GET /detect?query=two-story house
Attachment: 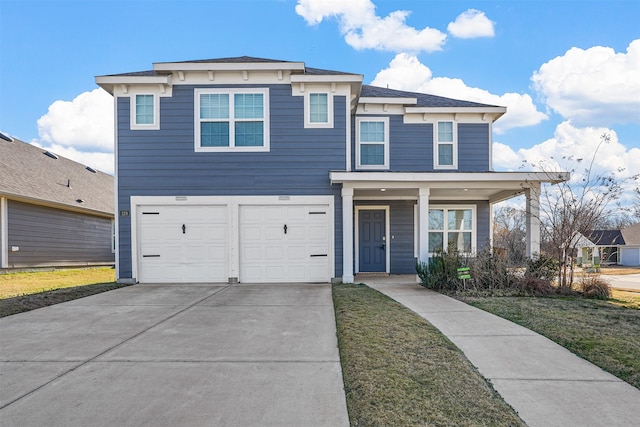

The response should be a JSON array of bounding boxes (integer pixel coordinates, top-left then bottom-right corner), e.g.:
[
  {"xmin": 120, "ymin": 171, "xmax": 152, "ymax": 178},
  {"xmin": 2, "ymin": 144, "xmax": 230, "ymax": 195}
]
[{"xmin": 96, "ymin": 56, "xmax": 568, "ymax": 284}]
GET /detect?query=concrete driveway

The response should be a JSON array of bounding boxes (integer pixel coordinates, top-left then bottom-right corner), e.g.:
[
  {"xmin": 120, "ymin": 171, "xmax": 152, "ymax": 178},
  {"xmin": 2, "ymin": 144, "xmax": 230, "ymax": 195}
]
[
  {"xmin": 0, "ymin": 283, "xmax": 349, "ymax": 426},
  {"xmin": 602, "ymin": 273, "xmax": 640, "ymax": 291}
]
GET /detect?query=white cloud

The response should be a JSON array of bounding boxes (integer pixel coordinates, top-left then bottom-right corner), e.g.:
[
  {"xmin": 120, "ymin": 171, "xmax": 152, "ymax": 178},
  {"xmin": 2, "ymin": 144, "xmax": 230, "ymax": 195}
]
[
  {"xmin": 295, "ymin": 0, "xmax": 447, "ymax": 52},
  {"xmin": 532, "ymin": 39, "xmax": 640, "ymax": 126},
  {"xmin": 35, "ymin": 88, "xmax": 114, "ymax": 174},
  {"xmin": 447, "ymin": 9, "xmax": 495, "ymax": 39},
  {"xmin": 493, "ymin": 121, "xmax": 640, "ymax": 184},
  {"xmin": 371, "ymin": 53, "xmax": 547, "ymax": 133}
]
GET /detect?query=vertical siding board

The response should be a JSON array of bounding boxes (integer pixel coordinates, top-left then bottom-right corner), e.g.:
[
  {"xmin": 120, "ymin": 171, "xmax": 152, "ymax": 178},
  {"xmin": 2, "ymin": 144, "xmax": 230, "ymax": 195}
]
[{"xmin": 6, "ymin": 201, "xmax": 114, "ymax": 268}]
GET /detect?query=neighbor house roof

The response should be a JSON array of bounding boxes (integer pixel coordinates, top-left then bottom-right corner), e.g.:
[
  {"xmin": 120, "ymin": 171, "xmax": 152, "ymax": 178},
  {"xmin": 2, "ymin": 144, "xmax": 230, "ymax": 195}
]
[
  {"xmin": 621, "ymin": 224, "xmax": 640, "ymax": 245},
  {"xmin": 0, "ymin": 134, "xmax": 114, "ymax": 217},
  {"xmin": 585, "ymin": 230, "xmax": 626, "ymax": 246}
]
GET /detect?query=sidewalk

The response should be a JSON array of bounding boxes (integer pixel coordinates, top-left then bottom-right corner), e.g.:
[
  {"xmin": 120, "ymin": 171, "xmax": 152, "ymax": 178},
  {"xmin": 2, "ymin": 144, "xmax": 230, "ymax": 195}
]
[{"xmin": 361, "ymin": 276, "xmax": 640, "ymax": 427}]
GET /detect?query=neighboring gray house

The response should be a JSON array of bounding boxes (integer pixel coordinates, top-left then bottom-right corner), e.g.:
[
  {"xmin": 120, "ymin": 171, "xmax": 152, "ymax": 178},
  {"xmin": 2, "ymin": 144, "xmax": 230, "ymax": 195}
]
[
  {"xmin": 96, "ymin": 56, "xmax": 568, "ymax": 284},
  {"xmin": 620, "ymin": 224, "xmax": 640, "ymax": 266},
  {"xmin": 0, "ymin": 134, "xmax": 115, "ymax": 269}
]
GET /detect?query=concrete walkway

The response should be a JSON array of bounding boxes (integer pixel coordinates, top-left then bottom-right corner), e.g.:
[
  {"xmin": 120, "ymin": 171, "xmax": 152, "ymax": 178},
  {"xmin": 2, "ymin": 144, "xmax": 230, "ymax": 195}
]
[
  {"xmin": 362, "ymin": 276, "xmax": 640, "ymax": 427},
  {"xmin": 602, "ymin": 273, "xmax": 640, "ymax": 291},
  {"xmin": 0, "ymin": 283, "xmax": 349, "ymax": 427}
]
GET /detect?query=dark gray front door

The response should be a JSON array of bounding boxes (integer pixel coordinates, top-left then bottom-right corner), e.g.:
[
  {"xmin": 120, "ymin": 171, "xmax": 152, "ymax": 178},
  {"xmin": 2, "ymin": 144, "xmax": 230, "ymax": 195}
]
[{"xmin": 359, "ymin": 210, "xmax": 386, "ymax": 272}]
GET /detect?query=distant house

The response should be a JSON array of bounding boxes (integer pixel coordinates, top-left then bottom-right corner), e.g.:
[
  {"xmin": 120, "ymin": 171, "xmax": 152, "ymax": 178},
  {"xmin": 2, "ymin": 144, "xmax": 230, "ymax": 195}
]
[
  {"xmin": 576, "ymin": 225, "xmax": 640, "ymax": 267},
  {"xmin": 0, "ymin": 133, "xmax": 115, "ymax": 269}
]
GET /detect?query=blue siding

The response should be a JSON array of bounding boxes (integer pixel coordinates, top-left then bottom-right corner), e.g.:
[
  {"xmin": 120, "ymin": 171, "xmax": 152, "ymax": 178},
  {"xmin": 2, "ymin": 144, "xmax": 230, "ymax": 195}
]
[
  {"xmin": 116, "ymin": 85, "xmax": 346, "ymax": 279},
  {"xmin": 458, "ymin": 123, "xmax": 490, "ymax": 172},
  {"xmin": 352, "ymin": 115, "xmax": 433, "ymax": 172}
]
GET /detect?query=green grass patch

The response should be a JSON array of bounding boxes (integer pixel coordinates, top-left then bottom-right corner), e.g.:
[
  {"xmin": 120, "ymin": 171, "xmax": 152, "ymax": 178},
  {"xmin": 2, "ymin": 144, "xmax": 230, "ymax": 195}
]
[
  {"xmin": 461, "ymin": 294, "xmax": 640, "ymax": 390},
  {"xmin": 0, "ymin": 267, "xmax": 116, "ymax": 299},
  {"xmin": 333, "ymin": 283, "xmax": 524, "ymax": 427},
  {"xmin": 0, "ymin": 268, "xmax": 129, "ymax": 317}
]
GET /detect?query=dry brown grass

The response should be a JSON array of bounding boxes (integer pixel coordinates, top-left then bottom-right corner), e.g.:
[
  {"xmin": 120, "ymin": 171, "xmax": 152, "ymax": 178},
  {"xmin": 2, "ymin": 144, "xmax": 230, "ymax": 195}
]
[{"xmin": 600, "ymin": 267, "xmax": 640, "ymax": 275}]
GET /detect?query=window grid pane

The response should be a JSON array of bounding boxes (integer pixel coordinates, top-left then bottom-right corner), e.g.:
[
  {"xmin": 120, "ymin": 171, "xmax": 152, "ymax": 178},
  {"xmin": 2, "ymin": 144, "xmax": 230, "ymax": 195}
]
[
  {"xmin": 438, "ymin": 144, "xmax": 454, "ymax": 166},
  {"xmin": 360, "ymin": 144, "xmax": 384, "ymax": 165},
  {"xmin": 201, "ymin": 122, "xmax": 229, "ymax": 147},
  {"xmin": 448, "ymin": 232, "xmax": 472, "ymax": 253},
  {"xmin": 429, "ymin": 232, "xmax": 444, "ymax": 253},
  {"xmin": 310, "ymin": 93, "xmax": 328, "ymax": 123},
  {"xmin": 200, "ymin": 94, "xmax": 229, "ymax": 119},
  {"xmin": 235, "ymin": 122, "xmax": 264, "ymax": 146},
  {"xmin": 448, "ymin": 209, "xmax": 472, "ymax": 230},
  {"xmin": 428, "ymin": 209, "xmax": 444, "ymax": 230},
  {"xmin": 235, "ymin": 93, "xmax": 263, "ymax": 119},
  {"xmin": 360, "ymin": 121, "xmax": 385, "ymax": 142},
  {"xmin": 438, "ymin": 122, "xmax": 453, "ymax": 142},
  {"xmin": 136, "ymin": 95, "xmax": 154, "ymax": 125}
]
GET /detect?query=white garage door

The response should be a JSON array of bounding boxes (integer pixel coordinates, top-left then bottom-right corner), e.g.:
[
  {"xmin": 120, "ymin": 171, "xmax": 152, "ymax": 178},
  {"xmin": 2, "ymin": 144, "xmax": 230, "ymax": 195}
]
[
  {"xmin": 138, "ymin": 205, "xmax": 228, "ymax": 283},
  {"xmin": 240, "ymin": 205, "xmax": 330, "ymax": 283}
]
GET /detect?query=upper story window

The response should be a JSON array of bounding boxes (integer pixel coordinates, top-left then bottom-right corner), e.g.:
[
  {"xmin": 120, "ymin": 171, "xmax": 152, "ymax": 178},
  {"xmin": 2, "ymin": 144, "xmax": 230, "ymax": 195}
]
[
  {"xmin": 434, "ymin": 121, "xmax": 457, "ymax": 169},
  {"xmin": 305, "ymin": 92, "xmax": 333, "ymax": 128},
  {"xmin": 428, "ymin": 206, "xmax": 475, "ymax": 255},
  {"xmin": 195, "ymin": 88, "xmax": 270, "ymax": 152},
  {"xmin": 356, "ymin": 117, "xmax": 389, "ymax": 170},
  {"xmin": 130, "ymin": 93, "xmax": 159, "ymax": 130}
]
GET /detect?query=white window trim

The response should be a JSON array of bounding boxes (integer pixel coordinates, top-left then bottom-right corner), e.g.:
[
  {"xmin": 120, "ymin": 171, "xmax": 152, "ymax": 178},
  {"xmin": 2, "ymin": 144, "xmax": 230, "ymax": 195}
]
[
  {"xmin": 194, "ymin": 87, "xmax": 270, "ymax": 152},
  {"xmin": 434, "ymin": 120, "xmax": 458, "ymax": 170},
  {"xmin": 130, "ymin": 93, "xmax": 160, "ymax": 130},
  {"xmin": 428, "ymin": 205, "xmax": 476, "ymax": 256},
  {"xmin": 355, "ymin": 117, "xmax": 389, "ymax": 170},
  {"xmin": 111, "ymin": 219, "xmax": 116, "ymax": 254},
  {"xmin": 305, "ymin": 92, "xmax": 333, "ymax": 128}
]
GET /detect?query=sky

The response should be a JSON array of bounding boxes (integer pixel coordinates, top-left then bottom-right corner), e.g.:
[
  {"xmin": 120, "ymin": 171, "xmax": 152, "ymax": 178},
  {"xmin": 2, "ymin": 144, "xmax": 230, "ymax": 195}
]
[{"xmin": 1, "ymin": 0, "xmax": 639, "ymax": 207}]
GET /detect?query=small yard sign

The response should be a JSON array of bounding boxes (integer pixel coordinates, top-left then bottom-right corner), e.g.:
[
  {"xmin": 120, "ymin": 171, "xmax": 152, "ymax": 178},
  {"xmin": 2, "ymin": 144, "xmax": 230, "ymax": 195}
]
[{"xmin": 457, "ymin": 267, "xmax": 471, "ymax": 280}]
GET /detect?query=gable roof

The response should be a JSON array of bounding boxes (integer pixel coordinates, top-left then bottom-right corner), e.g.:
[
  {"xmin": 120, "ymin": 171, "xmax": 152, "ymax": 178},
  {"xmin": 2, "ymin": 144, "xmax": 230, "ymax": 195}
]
[
  {"xmin": 585, "ymin": 230, "xmax": 626, "ymax": 246},
  {"xmin": 0, "ymin": 135, "xmax": 114, "ymax": 217}
]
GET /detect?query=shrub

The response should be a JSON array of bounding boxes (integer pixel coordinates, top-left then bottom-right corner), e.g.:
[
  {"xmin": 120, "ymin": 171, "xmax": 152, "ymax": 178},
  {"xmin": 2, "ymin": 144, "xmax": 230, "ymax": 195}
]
[
  {"xmin": 579, "ymin": 274, "xmax": 611, "ymax": 299},
  {"xmin": 470, "ymin": 247, "xmax": 517, "ymax": 291},
  {"xmin": 516, "ymin": 275, "xmax": 556, "ymax": 296},
  {"xmin": 525, "ymin": 254, "xmax": 558, "ymax": 282},
  {"xmin": 416, "ymin": 246, "xmax": 465, "ymax": 291}
]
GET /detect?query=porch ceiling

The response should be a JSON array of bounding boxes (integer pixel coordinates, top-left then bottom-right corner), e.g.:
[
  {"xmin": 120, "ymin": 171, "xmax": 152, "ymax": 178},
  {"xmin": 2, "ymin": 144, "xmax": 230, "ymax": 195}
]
[{"xmin": 331, "ymin": 171, "xmax": 570, "ymax": 203}]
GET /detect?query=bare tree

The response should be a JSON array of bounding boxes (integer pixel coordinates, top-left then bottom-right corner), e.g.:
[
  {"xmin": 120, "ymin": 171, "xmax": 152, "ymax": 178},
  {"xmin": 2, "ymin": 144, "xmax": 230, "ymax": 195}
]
[
  {"xmin": 493, "ymin": 206, "xmax": 527, "ymax": 266},
  {"xmin": 529, "ymin": 133, "xmax": 624, "ymax": 290}
]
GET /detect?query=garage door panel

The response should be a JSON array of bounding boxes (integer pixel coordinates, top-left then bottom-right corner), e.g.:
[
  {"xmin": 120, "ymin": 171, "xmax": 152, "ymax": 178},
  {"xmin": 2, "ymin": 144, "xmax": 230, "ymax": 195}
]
[
  {"xmin": 239, "ymin": 204, "xmax": 330, "ymax": 283},
  {"xmin": 138, "ymin": 205, "xmax": 228, "ymax": 283}
]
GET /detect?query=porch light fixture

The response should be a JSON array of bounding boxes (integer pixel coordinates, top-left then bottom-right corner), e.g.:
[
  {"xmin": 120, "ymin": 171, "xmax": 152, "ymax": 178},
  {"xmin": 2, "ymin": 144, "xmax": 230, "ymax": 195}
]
[{"xmin": 380, "ymin": 188, "xmax": 386, "ymax": 192}]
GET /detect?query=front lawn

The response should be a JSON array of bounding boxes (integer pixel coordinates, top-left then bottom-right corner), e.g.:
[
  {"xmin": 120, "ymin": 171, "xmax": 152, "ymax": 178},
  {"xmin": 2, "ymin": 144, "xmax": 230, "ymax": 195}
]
[
  {"xmin": 333, "ymin": 283, "xmax": 524, "ymax": 426},
  {"xmin": 461, "ymin": 291, "xmax": 640, "ymax": 389}
]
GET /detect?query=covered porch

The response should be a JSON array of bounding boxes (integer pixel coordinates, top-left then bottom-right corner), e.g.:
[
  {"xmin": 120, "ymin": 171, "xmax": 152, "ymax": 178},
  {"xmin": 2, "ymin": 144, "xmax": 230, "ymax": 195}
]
[{"xmin": 331, "ymin": 171, "xmax": 569, "ymax": 283}]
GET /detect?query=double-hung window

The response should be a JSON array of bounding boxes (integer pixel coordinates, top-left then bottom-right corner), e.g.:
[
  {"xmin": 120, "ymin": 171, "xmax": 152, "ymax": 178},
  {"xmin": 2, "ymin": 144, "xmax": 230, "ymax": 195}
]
[
  {"xmin": 305, "ymin": 92, "xmax": 333, "ymax": 128},
  {"xmin": 195, "ymin": 88, "xmax": 269, "ymax": 152},
  {"xmin": 435, "ymin": 121, "xmax": 457, "ymax": 169},
  {"xmin": 428, "ymin": 206, "xmax": 475, "ymax": 255},
  {"xmin": 356, "ymin": 117, "xmax": 389, "ymax": 169},
  {"xmin": 130, "ymin": 93, "xmax": 159, "ymax": 130}
]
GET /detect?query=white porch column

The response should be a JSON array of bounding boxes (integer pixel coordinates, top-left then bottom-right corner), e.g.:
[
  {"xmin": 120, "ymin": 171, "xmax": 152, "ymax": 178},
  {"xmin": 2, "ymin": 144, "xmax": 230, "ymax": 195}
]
[
  {"xmin": 1, "ymin": 197, "xmax": 7, "ymax": 268},
  {"xmin": 525, "ymin": 183, "xmax": 541, "ymax": 258},
  {"xmin": 417, "ymin": 187, "xmax": 430, "ymax": 264},
  {"xmin": 342, "ymin": 187, "xmax": 354, "ymax": 283}
]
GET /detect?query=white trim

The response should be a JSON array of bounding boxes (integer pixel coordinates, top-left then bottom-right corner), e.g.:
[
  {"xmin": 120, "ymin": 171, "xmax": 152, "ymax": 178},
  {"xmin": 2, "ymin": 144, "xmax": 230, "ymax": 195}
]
[
  {"xmin": 342, "ymin": 188, "xmax": 354, "ymax": 282},
  {"xmin": 414, "ymin": 204, "xmax": 418, "ymax": 258},
  {"xmin": 355, "ymin": 117, "xmax": 390, "ymax": 170},
  {"xmin": 291, "ymin": 74, "xmax": 363, "ymax": 83},
  {"xmin": 346, "ymin": 95, "xmax": 352, "ymax": 172},
  {"xmin": 354, "ymin": 205, "xmax": 390, "ymax": 274},
  {"xmin": 434, "ymin": 120, "xmax": 457, "ymax": 170},
  {"xmin": 427, "ymin": 204, "xmax": 477, "ymax": 256},
  {"xmin": 305, "ymin": 92, "xmax": 334, "ymax": 128},
  {"xmin": 1, "ymin": 197, "xmax": 7, "ymax": 268},
  {"xmin": 130, "ymin": 92, "xmax": 160, "ymax": 130},
  {"xmin": 113, "ymin": 95, "xmax": 120, "ymax": 280},
  {"xmin": 406, "ymin": 106, "xmax": 506, "ymax": 115},
  {"xmin": 194, "ymin": 87, "xmax": 270, "ymax": 152},
  {"xmin": 130, "ymin": 195, "xmax": 334, "ymax": 284},
  {"xmin": 359, "ymin": 96, "xmax": 417, "ymax": 105}
]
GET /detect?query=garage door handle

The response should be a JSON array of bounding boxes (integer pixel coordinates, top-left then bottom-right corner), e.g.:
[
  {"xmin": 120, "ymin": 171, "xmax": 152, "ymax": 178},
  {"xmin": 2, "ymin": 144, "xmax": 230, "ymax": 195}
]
[
  {"xmin": 143, "ymin": 255, "xmax": 160, "ymax": 258},
  {"xmin": 310, "ymin": 254, "xmax": 328, "ymax": 257},
  {"xmin": 182, "ymin": 224, "xmax": 186, "ymax": 234}
]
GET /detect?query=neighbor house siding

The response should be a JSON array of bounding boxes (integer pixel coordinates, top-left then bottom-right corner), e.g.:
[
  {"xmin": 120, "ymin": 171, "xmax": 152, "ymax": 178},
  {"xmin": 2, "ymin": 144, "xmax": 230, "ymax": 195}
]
[
  {"xmin": 458, "ymin": 123, "xmax": 490, "ymax": 172},
  {"xmin": 116, "ymin": 84, "xmax": 347, "ymax": 279},
  {"xmin": 6, "ymin": 201, "xmax": 114, "ymax": 268}
]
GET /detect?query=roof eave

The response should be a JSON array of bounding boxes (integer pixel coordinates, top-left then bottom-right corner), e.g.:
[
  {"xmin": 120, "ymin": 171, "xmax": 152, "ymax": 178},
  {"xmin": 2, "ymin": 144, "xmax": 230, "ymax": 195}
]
[
  {"xmin": 95, "ymin": 75, "xmax": 172, "ymax": 95},
  {"xmin": 153, "ymin": 61, "xmax": 306, "ymax": 72}
]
